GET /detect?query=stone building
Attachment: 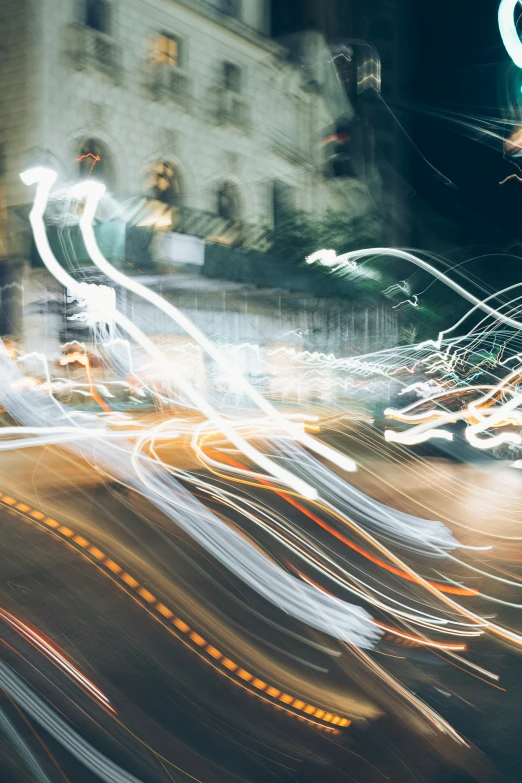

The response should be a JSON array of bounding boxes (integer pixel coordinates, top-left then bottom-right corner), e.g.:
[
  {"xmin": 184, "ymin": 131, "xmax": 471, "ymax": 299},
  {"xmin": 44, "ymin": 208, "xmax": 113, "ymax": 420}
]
[
  {"xmin": 0, "ymin": 0, "xmax": 394, "ymax": 398},
  {"xmin": 0, "ymin": 0, "xmax": 372, "ymax": 232}
]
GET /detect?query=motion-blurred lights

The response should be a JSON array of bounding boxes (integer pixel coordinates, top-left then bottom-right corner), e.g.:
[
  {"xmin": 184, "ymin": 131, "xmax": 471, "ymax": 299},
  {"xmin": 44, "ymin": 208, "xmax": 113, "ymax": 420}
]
[
  {"xmin": 305, "ymin": 249, "xmax": 358, "ymax": 271},
  {"xmin": 384, "ymin": 428, "xmax": 454, "ymax": 445},
  {"xmin": 19, "ymin": 167, "xmax": 57, "ymax": 188},
  {"xmin": 499, "ymin": 0, "xmax": 522, "ymax": 68},
  {"xmin": 68, "ymin": 282, "xmax": 116, "ymax": 328}
]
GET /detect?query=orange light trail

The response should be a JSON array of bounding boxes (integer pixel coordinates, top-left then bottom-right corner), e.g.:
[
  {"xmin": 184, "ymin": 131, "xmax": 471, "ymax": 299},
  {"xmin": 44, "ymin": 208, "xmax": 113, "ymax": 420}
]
[
  {"xmin": 59, "ymin": 351, "xmax": 111, "ymax": 412},
  {"xmin": 75, "ymin": 153, "xmax": 101, "ymax": 175},
  {"xmin": 202, "ymin": 444, "xmax": 478, "ymax": 598}
]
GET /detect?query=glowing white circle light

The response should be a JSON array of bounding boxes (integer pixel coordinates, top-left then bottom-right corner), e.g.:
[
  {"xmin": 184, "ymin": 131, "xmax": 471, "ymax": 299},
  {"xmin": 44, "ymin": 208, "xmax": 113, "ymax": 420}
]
[{"xmin": 499, "ymin": 0, "xmax": 522, "ymax": 68}]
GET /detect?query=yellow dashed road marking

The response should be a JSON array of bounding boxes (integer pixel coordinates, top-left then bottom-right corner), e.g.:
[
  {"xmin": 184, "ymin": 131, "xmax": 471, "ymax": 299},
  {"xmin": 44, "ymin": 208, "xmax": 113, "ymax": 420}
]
[
  {"xmin": 189, "ymin": 632, "xmax": 206, "ymax": 647},
  {"xmin": 138, "ymin": 588, "xmax": 156, "ymax": 604},
  {"xmin": 0, "ymin": 491, "xmax": 349, "ymax": 732},
  {"xmin": 105, "ymin": 559, "xmax": 122, "ymax": 574},
  {"xmin": 121, "ymin": 573, "xmax": 139, "ymax": 588}
]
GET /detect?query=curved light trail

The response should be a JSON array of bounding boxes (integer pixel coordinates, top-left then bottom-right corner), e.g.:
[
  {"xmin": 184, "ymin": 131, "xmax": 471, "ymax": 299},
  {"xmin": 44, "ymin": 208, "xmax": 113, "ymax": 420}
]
[
  {"xmin": 5, "ymin": 164, "xmax": 522, "ymax": 773},
  {"xmin": 499, "ymin": 0, "xmax": 522, "ymax": 68}
]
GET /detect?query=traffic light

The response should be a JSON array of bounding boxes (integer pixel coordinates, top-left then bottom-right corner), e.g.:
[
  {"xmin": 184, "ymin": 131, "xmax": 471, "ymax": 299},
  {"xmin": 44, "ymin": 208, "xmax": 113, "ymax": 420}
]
[{"xmin": 320, "ymin": 118, "xmax": 362, "ymax": 178}]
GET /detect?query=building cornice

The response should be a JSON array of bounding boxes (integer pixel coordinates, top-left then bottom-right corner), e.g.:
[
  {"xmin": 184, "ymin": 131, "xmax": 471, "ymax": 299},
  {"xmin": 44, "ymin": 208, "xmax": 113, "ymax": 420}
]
[{"xmin": 167, "ymin": 0, "xmax": 284, "ymax": 57}]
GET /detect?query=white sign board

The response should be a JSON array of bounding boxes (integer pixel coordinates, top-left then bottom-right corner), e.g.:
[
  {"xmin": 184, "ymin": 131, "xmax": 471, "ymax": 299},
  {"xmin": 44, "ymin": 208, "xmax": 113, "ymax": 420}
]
[{"xmin": 162, "ymin": 232, "xmax": 205, "ymax": 266}]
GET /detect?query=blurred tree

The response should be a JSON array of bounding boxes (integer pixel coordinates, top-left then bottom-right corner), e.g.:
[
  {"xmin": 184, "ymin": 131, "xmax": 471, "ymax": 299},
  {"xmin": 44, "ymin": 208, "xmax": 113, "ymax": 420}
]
[
  {"xmin": 266, "ymin": 207, "xmax": 387, "ymax": 298},
  {"xmin": 268, "ymin": 208, "xmax": 381, "ymax": 266},
  {"xmin": 266, "ymin": 209, "xmax": 475, "ymax": 341}
]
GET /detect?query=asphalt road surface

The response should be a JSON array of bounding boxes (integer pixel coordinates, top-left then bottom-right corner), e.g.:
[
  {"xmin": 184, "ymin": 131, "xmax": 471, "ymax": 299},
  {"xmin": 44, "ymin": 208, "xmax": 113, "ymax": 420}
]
[{"xmin": 0, "ymin": 428, "xmax": 521, "ymax": 782}]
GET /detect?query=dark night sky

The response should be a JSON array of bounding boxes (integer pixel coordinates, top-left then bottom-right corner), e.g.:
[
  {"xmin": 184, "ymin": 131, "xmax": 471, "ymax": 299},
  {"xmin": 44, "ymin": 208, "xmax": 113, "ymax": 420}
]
[
  {"xmin": 273, "ymin": 0, "xmax": 522, "ymax": 249},
  {"xmin": 411, "ymin": 0, "xmax": 522, "ymax": 247}
]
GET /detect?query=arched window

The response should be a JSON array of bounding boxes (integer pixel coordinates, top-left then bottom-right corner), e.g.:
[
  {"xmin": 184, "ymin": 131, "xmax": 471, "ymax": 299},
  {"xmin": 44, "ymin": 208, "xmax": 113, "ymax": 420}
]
[
  {"xmin": 216, "ymin": 181, "xmax": 241, "ymax": 223},
  {"xmin": 144, "ymin": 160, "xmax": 183, "ymax": 206},
  {"xmin": 77, "ymin": 138, "xmax": 113, "ymax": 187},
  {"xmin": 85, "ymin": 0, "xmax": 111, "ymax": 34}
]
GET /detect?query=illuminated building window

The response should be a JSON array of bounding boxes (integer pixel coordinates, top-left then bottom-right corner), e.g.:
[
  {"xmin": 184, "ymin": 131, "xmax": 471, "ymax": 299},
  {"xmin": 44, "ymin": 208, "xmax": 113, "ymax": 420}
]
[
  {"xmin": 139, "ymin": 160, "xmax": 184, "ymax": 230},
  {"xmin": 85, "ymin": 0, "xmax": 111, "ymax": 34},
  {"xmin": 216, "ymin": 181, "xmax": 240, "ymax": 222},
  {"xmin": 145, "ymin": 161, "xmax": 183, "ymax": 206},
  {"xmin": 223, "ymin": 62, "xmax": 241, "ymax": 93},
  {"xmin": 157, "ymin": 33, "xmax": 181, "ymax": 67},
  {"xmin": 218, "ymin": 0, "xmax": 241, "ymax": 18}
]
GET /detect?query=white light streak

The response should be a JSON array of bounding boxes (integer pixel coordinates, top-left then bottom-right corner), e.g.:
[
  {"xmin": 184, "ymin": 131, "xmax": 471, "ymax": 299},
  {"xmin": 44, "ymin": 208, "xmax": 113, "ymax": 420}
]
[
  {"xmin": 499, "ymin": 0, "xmax": 522, "ymax": 68},
  {"xmin": 73, "ymin": 178, "xmax": 357, "ymax": 475}
]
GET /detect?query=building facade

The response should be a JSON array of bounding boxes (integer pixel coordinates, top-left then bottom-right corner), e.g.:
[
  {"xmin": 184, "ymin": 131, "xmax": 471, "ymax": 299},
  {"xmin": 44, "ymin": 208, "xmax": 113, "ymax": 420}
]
[
  {"xmin": 0, "ymin": 0, "xmax": 393, "ymax": 403},
  {"xmin": 0, "ymin": 0, "xmax": 375, "ymax": 235}
]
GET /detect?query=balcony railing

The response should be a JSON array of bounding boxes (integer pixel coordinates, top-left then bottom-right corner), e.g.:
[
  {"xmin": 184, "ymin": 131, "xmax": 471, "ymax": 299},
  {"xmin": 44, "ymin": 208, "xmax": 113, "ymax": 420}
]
[
  {"xmin": 215, "ymin": 89, "xmax": 250, "ymax": 130},
  {"xmin": 133, "ymin": 201, "xmax": 268, "ymax": 252},
  {"xmin": 173, "ymin": 205, "xmax": 268, "ymax": 251},
  {"xmin": 65, "ymin": 24, "xmax": 122, "ymax": 81},
  {"xmin": 148, "ymin": 63, "xmax": 191, "ymax": 106}
]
